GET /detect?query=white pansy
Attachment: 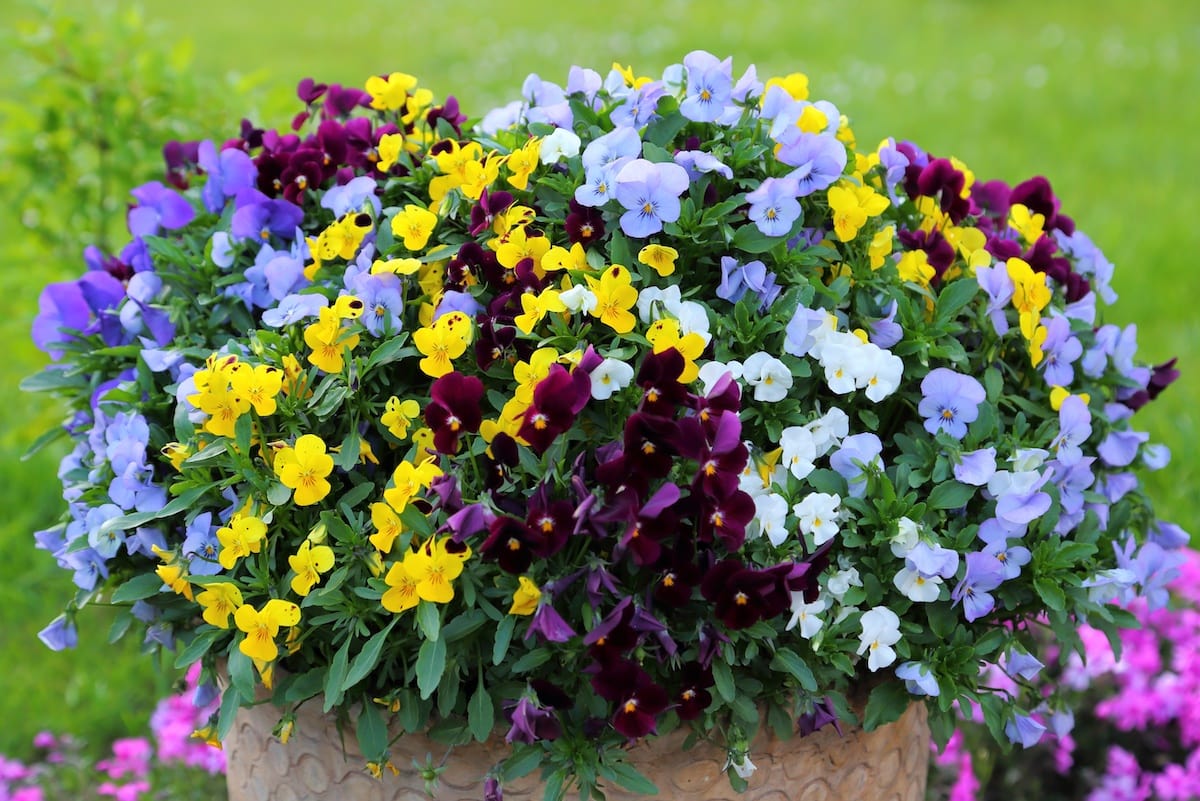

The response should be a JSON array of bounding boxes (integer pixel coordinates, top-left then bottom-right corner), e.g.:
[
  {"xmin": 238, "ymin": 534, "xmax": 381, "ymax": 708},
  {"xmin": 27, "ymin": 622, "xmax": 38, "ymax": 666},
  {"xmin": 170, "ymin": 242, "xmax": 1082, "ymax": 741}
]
[
  {"xmin": 729, "ymin": 753, "xmax": 757, "ymax": 780},
  {"xmin": 819, "ymin": 337, "xmax": 861, "ymax": 394},
  {"xmin": 861, "ymin": 345, "xmax": 904, "ymax": 402},
  {"xmin": 893, "ymin": 567, "xmax": 942, "ymax": 603},
  {"xmin": 804, "ymin": 312, "xmax": 840, "ymax": 361},
  {"xmin": 857, "ymin": 606, "xmax": 902, "ymax": 672},
  {"xmin": 742, "ymin": 352, "xmax": 793, "ymax": 403},
  {"xmin": 826, "ymin": 566, "xmax": 862, "ymax": 602},
  {"xmin": 698, "ymin": 360, "xmax": 743, "ymax": 395},
  {"xmin": 890, "ymin": 516, "xmax": 922, "ymax": 558},
  {"xmin": 793, "ymin": 492, "xmax": 842, "ymax": 545},
  {"xmin": 779, "ymin": 425, "xmax": 818, "ymax": 479},
  {"xmin": 739, "ymin": 448, "xmax": 785, "ymax": 498},
  {"xmin": 785, "ymin": 594, "xmax": 827, "ymax": 638},
  {"xmin": 636, "ymin": 285, "xmax": 683, "ymax": 323},
  {"xmin": 749, "ymin": 492, "xmax": 790, "ymax": 546},
  {"xmin": 558, "ymin": 284, "xmax": 597, "ymax": 314},
  {"xmin": 1011, "ymin": 448, "xmax": 1050, "ymax": 472},
  {"xmin": 589, "ymin": 358, "xmax": 634, "ymax": 400},
  {"xmin": 675, "ymin": 300, "xmax": 712, "ymax": 344},
  {"xmin": 805, "ymin": 407, "xmax": 849, "ymax": 456},
  {"xmin": 538, "ymin": 128, "xmax": 581, "ymax": 163}
]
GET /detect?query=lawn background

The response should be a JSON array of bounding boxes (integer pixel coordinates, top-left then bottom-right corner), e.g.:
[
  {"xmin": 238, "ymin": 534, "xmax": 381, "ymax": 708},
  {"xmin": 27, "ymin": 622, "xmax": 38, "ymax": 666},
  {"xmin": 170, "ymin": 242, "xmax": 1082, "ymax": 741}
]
[{"xmin": 0, "ymin": 0, "xmax": 1196, "ymax": 759}]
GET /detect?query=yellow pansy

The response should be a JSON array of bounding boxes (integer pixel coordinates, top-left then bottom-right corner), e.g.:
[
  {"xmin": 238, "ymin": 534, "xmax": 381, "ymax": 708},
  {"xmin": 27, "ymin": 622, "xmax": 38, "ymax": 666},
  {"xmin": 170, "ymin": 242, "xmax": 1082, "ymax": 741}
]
[
  {"xmin": 366, "ymin": 72, "xmax": 418, "ymax": 111},
  {"xmin": 868, "ymin": 225, "xmax": 895, "ymax": 270},
  {"xmin": 406, "ymin": 538, "xmax": 466, "ymax": 604},
  {"xmin": 275, "ymin": 434, "xmax": 334, "ymax": 507},
  {"xmin": 1049, "ymin": 386, "xmax": 1092, "ymax": 411},
  {"xmin": 288, "ymin": 540, "xmax": 335, "ymax": 596},
  {"xmin": 381, "ymin": 396, "xmax": 421, "ymax": 440},
  {"xmin": 390, "ymin": 204, "xmax": 438, "ymax": 251},
  {"xmin": 514, "ymin": 288, "xmax": 567, "ymax": 334},
  {"xmin": 304, "ymin": 307, "xmax": 360, "ymax": 373},
  {"xmin": 586, "ymin": 265, "xmax": 638, "ymax": 334},
  {"xmin": 508, "ymin": 576, "xmax": 541, "ymax": 616},
  {"xmin": 646, "ymin": 318, "xmax": 705, "ymax": 383},
  {"xmin": 897, "ymin": 250, "xmax": 935, "ymax": 288},
  {"xmin": 196, "ymin": 383, "xmax": 249, "ymax": 439},
  {"xmin": 827, "ymin": 182, "xmax": 890, "ymax": 242},
  {"xmin": 384, "ymin": 460, "xmax": 443, "ymax": 514},
  {"xmin": 196, "ymin": 583, "xmax": 243, "ymax": 629},
  {"xmin": 381, "ymin": 560, "xmax": 420, "ymax": 614},
  {"xmin": 513, "ymin": 348, "xmax": 560, "ymax": 404},
  {"xmin": 1009, "ymin": 203, "xmax": 1046, "ymax": 244},
  {"xmin": 234, "ymin": 599, "xmax": 301, "ymax": 663},
  {"xmin": 229, "ymin": 363, "xmax": 283, "ymax": 417},
  {"xmin": 370, "ymin": 501, "xmax": 404, "ymax": 554},
  {"xmin": 542, "ymin": 242, "xmax": 589, "ymax": 273},
  {"xmin": 638, "ymin": 244, "xmax": 678, "ymax": 277},
  {"xmin": 1007, "ymin": 257, "xmax": 1052, "ymax": 340},
  {"xmin": 764, "ymin": 72, "xmax": 809, "ymax": 101},
  {"xmin": 496, "ymin": 225, "xmax": 551, "ymax": 271},
  {"xmin": 505, "ymin": 138, "xmax": 541, "ymax": 191},
  {"xmin": 216, "ymin": 515, "xmax": 267, "ymax": 570}
]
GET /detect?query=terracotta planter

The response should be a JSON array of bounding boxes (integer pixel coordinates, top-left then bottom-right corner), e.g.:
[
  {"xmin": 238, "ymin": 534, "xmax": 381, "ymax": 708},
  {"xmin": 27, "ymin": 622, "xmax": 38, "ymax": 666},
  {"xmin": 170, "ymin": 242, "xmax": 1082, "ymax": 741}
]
[{"xmin": 224, "ymin": 699, "xmax": 929, "ymax": 801}]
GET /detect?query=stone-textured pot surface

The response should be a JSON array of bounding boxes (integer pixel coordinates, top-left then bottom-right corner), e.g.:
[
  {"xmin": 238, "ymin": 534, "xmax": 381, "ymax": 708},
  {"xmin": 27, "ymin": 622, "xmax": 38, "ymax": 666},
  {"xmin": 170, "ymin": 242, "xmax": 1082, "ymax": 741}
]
[{"xmin": 224, "ymin": 700, "xmax": 929, "ymax": 801}]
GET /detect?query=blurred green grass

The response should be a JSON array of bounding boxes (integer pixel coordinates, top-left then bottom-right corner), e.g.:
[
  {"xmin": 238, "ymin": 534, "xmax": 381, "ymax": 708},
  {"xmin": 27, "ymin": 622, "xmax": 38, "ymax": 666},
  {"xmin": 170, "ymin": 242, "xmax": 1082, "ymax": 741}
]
[{"xmin": 1, "ymin": 0, "xmax": 1196, "ymax": 759}]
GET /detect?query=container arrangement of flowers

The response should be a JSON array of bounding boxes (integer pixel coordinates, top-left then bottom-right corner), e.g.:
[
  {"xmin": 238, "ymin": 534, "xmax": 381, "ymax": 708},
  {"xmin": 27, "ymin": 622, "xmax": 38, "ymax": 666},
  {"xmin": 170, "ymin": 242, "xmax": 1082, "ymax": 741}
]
[{"xmin": 27, "ymin": 50, "xmax": 1186, "ymax": 799}]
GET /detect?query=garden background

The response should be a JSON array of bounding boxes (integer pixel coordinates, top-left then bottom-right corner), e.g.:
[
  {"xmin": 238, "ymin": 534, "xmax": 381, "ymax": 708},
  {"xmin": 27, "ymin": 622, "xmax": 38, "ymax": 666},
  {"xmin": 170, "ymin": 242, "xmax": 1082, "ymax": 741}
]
[{"xmin": 1, "ymin": 0, "xmax": 1196, "ymax": 763}]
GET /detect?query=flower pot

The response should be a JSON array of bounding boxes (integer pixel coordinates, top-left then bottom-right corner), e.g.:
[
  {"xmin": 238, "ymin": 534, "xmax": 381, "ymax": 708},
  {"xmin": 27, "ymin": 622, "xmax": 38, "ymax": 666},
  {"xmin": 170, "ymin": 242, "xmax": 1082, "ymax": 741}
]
[{"xmin": 223, "ymin": 700, "xmax": 929, "ymax": 801}]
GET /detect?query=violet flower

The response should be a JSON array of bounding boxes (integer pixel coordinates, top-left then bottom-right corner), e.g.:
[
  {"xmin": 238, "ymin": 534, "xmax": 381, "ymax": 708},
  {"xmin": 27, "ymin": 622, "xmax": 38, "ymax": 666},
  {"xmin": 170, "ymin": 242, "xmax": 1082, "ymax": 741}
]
[
  {"xmin": 745, "ymin": 176, "xmax": 802, "ymax": 237},
  {"xmin": 679, "ymin": 50, "xmax": 732, "ymax": 123},
  {"xmin": 127, "ymin": 181, "xmax": 195, "ymax": 237},
  {"xmin": 919, "ymin": 368, "xmax": 986, "ymax": 440},
  {"xmin": 1039, "ymin": 316, "xmax": 1083, "ymax": 386},
  {"xmin": 773, "ymin": 129, "xmax": 847, "ymax": 196},
  {"xmin": 952, "ymin": 552, "xmax": 1006, "ymax": 622},
  {"xmin": 613, "ymin": 159, "xmax": 690, "ymax": 238},
  {"xmin": 197, "ymin": 140, "xmax": 257, "ymax": 214}
]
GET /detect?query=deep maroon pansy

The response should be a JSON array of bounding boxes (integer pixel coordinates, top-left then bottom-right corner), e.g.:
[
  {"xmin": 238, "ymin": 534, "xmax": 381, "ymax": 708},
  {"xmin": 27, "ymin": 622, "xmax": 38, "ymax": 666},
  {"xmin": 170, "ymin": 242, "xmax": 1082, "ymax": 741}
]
[
  {"xmin": 637, "ymin": 348, "xmax": 689, "ymax": 415},
  {"xmin": 673, "ymin": 662, "xmax": 714, "ymax": 720},
  {"xmin": 425, "ymin": 371, "xmax": 485, "ymax": 453},
  {"xmin": 470, "ymin": 188, "xmax": 515, "ymax": 236},
  {"xmin": 480, "ymin": 516, "xmax": 536, "ymax": 574},
  {"xmin": 564, "ymin": 199, "xmax": 605, "ymax": 246}
]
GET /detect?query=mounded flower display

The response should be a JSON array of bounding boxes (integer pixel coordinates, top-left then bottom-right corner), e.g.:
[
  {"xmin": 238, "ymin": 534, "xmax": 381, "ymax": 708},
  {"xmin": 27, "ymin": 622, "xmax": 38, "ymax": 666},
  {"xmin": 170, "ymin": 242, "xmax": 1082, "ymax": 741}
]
[{"xmin": 27, "ymin": 51, "xmax": 1186, "ymax": 795}]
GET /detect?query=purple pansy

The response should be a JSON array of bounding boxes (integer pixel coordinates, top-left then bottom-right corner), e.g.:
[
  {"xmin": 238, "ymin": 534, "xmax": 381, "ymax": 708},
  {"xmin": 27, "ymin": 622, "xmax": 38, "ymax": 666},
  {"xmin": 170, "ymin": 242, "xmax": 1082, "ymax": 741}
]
[
  {"xmin": 262, "ymin": 293, "xmax": 328, "ymax": 328},
  {"xmin": 906, "ymin": 542, "xmax": 960, "ymax": 579},
  {"xmin": 38, "ymin": 616, "xmax": 78, "ymax": 652},
  {"xmin": 783, "ymin": 304, "xmax": 830, "ymax": 358},
  {"xmin": 230, "ymin": 189, "xmax": 304, "ymax": 241},
  {"xmin": 952, "ymin": 551, "xmax": 1006, "ymax": 622},
  {"xmin": 610, "ymin": 81, "xmax": 667, "ymax": 128},
  {"xmin": 977, "ymin": 519, "xmax": 1031, "ymax": 580},
  {"xmin": 1049, "ymin": 395, "xmax": 1092, "ymax": 466},
  {"xmin": 896, "ymin": 662, "xmax": 940, "ymax": 697},
  {"xmin": 320, "ymin": 175, "xmax": 380, "ymax": 218},
  {"xmin": 182, "ymin": 512, "xmax": 222, "ymax": 576},
  {"xmin": 830, "ymin": 433, "xmax": 883, "ymax": 498},
  {"xmin": 673, "ymin": 150, "xmax": 733, "ymax": 180},
  {"xmin": 349, "ymin": 274, "xmax": 403, "ymax": 337},
  {"xmin": 918, "ymin": 368, "xmax": 986, "ymax": 440},
  {"xmin": 773, "ymin": 129, "xmax": 847, "ymax": 196},
  {"xmin": 679, "ymin": 50, "xmax": 733, "ymax": 123},
  {"xmin": 954, "ymin": 448, "xmax": 997, "ymax": 486},
  {"xmin": 745, "ymin": 176, "xmax": 802, "ymax": 237},
  {"xmin": 118, "ymin": 272, "xmax": 175, "ymax": 346},
  {"xmin": 197, "ymin": 140, "xmax": 257, "ymax": 214},
  {"xmin": 1005, "ymin": 713, "xmax": 1047, "ymax": 749},
  {"xmin": 1039, "ymin": 316, "xmax": 1083, "ymax": 386},
  {"xmin": 127, "ymin": 181, "xmax": 195, "ymax": 238},
  {"xmin": 975, "ymin": 264, "xmax": 1014, "ymax": 335},
  {"xmin": 716, "ymin": 256, "xmax": 781, "ymax": 310},
  {"xmin": 868, "ymin": 300, "xmax": 903, "ymax": 349},
  {"xmin": 613, "ymin": 159, "xmax": 690, "ymax": 238}
]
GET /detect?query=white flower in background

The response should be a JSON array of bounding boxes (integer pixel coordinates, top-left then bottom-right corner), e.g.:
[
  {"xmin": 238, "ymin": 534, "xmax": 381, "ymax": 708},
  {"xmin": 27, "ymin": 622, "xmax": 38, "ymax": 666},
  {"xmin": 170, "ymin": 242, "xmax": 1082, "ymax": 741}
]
[
  {"xmin": 786, "ymin": 595, "xmax": 827, "ymax": 638},
  {"xmin": 826, "ymin": 566, "xmax": 862, "ymax": 602},
  {"xmin": 1012, "ymin": 447, "xmax": 1049, "ymax": 472},
  {"xmin": 804, "ymin": 312, "xmax": 839, "ymax": 361},
  {"xmin": 890, "ymin": 516, "xmax": 922, "ymax": 558},
  {"xmin": 589, "ymin": 358, "xmax": 634, "ymax": 400},
  {"xmin": 780, "ymin": 425, "xmax": 818, "ymax": 479},
  {"xmin": 728, "ymin": 753, "xmax": 757, "ymax": 780},
  {"xmin": 742, "ymin": 352, "xmax": 793, "ymax": 402},
  {"xmin": 857, "ymin": 607, "xmax": 902, "ymax": 671},
  {"xmin": 749, "ymin": 492, "xmax": 789, "ymax": 546},
  {"xmin": 675, "ymin": 300, "xmax": 712, "ymax": 344},
  {"xmin": 539, "ymin": 128, "xmax": 581, "ymax": 163},
  {"xmin": 558, "ymin": 284, "xmax": 596, "ymax": 314},
  {"xmin": 805, "ymin": 407, "xmax": 849, "ymax": 456},
  {"xmin": 860, "ymin": 344, "xmax": 904, "ymax": 402},
  {"xmin": 698, "ymin": 360, "xmax": 743, "ymax": 395},
  {"xmin": 893, "ymin": 567, "xmax": 942, "ymax": 602},
  {"xmin": 793, "ymin": 492, "xmax": 841, "ymax": 545}
]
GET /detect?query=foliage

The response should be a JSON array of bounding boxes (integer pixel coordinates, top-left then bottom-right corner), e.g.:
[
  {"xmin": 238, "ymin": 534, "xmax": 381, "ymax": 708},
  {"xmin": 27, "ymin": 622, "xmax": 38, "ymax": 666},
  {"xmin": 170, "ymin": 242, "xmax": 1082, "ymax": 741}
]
[{"xmin": 22, "ymin": 50, "xmax": 1186, "ymax": 797}]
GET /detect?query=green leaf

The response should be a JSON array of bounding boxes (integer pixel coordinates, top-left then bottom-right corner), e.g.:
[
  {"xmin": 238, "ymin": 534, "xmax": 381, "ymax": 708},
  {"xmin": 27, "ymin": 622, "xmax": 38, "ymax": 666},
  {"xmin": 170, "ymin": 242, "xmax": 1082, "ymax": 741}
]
[
  {"xmin": 356, "ymin": 702, "xmax": 388, "ymax": 764},
  {"xmin": 468, "ymin": 678, "xmax": 495, "ymax": 743},
  {"xmin": 216, "ymin": 684, "xmax": 244, "ymax": 741},
  {"xmin": 234, "ymin": 410, "xmax": 252, "ymax": 456},
  {"xmin": 182, "ymin": 440, "xmax": 228, "ymax": 465},
  {"xmin": 332, "ymin": 430, "xmax": 361, "ymax": 471},
  {"xmin": 323, "ymin": 638, "xmax": 352, "ymax": 712},
  {"xmin": 643, "ymin": 111, "xmax": 688, "ymax": 149},
  {"xmin": 227, "ymin": 648, "xmax": 255, "ymax": 701},
  {"xmin": 711, "ymin": 659, "xmax": 735, "ymax": 704},
  {"xmin": 926, "ymin": 603, "xmax": 958, "ymax": 640},
  {"xmin": 266, "ymin": 481, "xmax": 292, "ymax": 506},
  {"xmin": 926, "ymin": 480, "xmax": 975, "ymax": 510},
  {"xmin": 416, "ymin": 601, "xmax": 441, "ymax": 642},
  {"xmin": 174, "ymin": 628, "xmax": 222, "ymax": 669},
  {"xmin": 605, "ymin": 761, "xmax": 659, "ymax": 795},
  {"xmin": 500, "ymin": 744, "xmax": 544, "ymax": 781},
  {"xmin": 21, "ymin": 424, "xmax": 68, "ymax": 461},
  {"xmin": 769, "ymin": 648, "xmax": 818, "ymax": 692},
  {"xmin": 934, "ymin": 278, "xmax": 980, "ymax": 323},
  {"xmin": 110, "ymin": 572, "xmax": 168, "ymax": 603},
  {"xmin": 415, "ymin": 636, "xmax": 447, "ymax": 700},
  {"xmin": 19, "ymin": 368, "xmax": 88, "ymax": 393},
  {"xmin": 338, "ymin": 480, "xmax": 375, "ymax": 513},
  {"xmin": 492, "ymin": 615, "xmax": 516, "ymax": 666},
  {"xmin": 510, "ymin": 649, "xmax": 552, "ymax": 674},
  {"xmin": 341, "ymin": 618, "xmax": 398, "ymax": 693},
  {"xmin": 608, "ymin": 231, "xmax": 633, "ymax": 268},
  {"xmin": 443, "ymin": 609, "xmax": 488, "ymax": 643},
  {"xmin": 1034, "ymin": 578, "xmax": 1067, "ymax": 612},
  {"xmin": 863, "ymin": 680, "xmax": 911, "ymax": 730}
]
